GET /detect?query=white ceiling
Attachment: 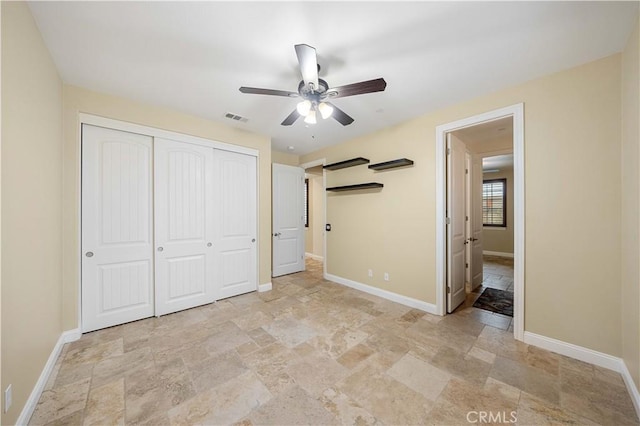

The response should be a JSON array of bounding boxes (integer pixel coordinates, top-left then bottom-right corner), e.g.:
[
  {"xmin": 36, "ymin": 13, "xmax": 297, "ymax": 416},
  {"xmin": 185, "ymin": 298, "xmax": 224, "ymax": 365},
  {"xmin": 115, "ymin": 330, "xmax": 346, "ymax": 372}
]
[
  {"xmin": 483, "ymin": 154, "xmax": 514, "ymax": 171},
  {"xmin": 454, "ymin": 117, "xmax": 513, "ymax": 145},
  {"xmin": 28, "ymin": 1, "xmax": 638, "ymax": 155}
]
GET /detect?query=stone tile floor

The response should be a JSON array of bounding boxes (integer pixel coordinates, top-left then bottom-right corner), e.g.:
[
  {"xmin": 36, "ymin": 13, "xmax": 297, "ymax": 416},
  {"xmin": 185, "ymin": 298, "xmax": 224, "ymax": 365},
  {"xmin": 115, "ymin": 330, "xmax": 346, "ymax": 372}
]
[
  {"xmin": 457, "ymin": 255, "xmax": 515, "ymax": 331},
  {"xmin": 30, "ymin": 258, "xmax": 638, "ymax": 425}
]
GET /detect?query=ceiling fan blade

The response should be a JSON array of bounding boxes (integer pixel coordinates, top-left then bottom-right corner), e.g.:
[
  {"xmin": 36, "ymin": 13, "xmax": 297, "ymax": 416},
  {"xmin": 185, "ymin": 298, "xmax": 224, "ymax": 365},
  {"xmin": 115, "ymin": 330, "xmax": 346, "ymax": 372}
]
[
  {"xmin": 327, "ymin": 78, "xmax": 387, "ymax": 99},
  {"xmin": 295, "ymin": 44, "xmax": 319, "ymax": 90},
  {"xmin": 239, "ymin": 87, "xmax": 298, "ymax": 97},
  {"xmin": 281, "ymin": 109, "xmax": 300, "ymax": 126},
  {"xmin": 326, "ymin": 102, "xmax": 354, "ymax": 126}
]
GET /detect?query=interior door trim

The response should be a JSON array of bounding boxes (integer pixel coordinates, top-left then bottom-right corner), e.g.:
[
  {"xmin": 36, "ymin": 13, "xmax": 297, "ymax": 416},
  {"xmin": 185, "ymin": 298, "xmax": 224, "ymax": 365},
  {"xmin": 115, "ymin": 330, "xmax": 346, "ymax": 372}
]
[{"xmin": 435, "ymin": 103, "xmax": 525, "ymax": 341}]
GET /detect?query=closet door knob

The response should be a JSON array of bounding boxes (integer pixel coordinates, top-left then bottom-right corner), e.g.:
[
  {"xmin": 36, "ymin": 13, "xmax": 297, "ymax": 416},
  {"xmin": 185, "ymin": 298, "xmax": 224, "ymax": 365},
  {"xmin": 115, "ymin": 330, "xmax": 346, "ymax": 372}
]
[
  {"xmin": 207, "ymin": 242, "xmax": 212, "ymax": 247},
  {"xmin": 251, "ymin": 238, "xmax": 256, "ymax": 243},
  {"xmin": 85, "ymin": 251, "xmax": 94, "ymax": 258},
  {"xmin": 157, "ymin": 247, "xmax": 164, "ymax": 252}
]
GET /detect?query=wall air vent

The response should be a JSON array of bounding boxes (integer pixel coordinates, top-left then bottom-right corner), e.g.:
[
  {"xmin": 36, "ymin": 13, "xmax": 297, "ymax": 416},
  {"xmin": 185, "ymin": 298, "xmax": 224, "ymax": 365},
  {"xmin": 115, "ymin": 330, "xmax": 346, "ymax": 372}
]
[{"xmin": 224, "ymin": 112, "xmax": 248, "ymax": 123}]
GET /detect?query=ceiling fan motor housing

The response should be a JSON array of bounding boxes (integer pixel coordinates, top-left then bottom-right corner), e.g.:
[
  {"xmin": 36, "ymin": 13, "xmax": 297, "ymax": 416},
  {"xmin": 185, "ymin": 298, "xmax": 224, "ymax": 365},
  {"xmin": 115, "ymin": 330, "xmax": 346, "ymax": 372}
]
[{"xmin": 298, "ymin": 78, "xmax": 332, "ymax": 104}]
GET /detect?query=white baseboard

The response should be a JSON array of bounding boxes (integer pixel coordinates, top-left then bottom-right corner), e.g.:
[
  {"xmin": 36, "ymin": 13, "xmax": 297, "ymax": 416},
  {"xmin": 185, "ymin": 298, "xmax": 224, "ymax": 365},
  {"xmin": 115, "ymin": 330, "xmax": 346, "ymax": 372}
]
[
  {"xmin": 257, "ymin": 282, "xmax": 272, "ymax": 292},
  {"xmin": 305, "ymin": 252, "xmax": 324, "ymax": 262},
  {"xmin": 621, "ymin": 360, "xmax": 640, "ymax": 420},
  {"xmin": 524, "ymin": 331, "xmax": 640, "ymax": 420},
  {"xmin": 483, "ymin": 250, "xmax": 514, "ymax": 258},
  {"xmin": 324, "ymin": 273, "xmax": 438, "ymax": 315},
  {"xmin": 17, "ymin": 328, "xmax": 81, "ymax": 425},
  {"xmin": 523, "ymin": 331, "xmax": 621, "ymax": 371}
]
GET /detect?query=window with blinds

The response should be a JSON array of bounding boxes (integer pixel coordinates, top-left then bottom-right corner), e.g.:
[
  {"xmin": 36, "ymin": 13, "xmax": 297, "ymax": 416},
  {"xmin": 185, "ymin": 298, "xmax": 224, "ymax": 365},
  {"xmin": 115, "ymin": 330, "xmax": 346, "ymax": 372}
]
[
  {"xmin": 483, "ymin": 178, "xmax": 506, "ymax": 227},
  {"xmin": 304, "ymin": 178, "xmax": 309, "ymax": 227}
]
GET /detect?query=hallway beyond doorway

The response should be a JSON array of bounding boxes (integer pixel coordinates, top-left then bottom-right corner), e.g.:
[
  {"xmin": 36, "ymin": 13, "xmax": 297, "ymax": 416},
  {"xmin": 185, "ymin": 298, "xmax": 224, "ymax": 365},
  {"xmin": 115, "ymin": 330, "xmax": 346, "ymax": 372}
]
[{"xmin": 453, "ymin": 255, "xmax": 514, "ymax": 332}]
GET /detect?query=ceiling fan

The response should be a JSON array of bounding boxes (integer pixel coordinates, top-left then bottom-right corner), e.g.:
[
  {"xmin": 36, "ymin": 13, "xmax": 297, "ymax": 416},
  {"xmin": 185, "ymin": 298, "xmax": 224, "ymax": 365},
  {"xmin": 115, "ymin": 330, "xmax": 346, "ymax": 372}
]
[{"xmin": 239, "ymin": 44, "xmax": 387, "ymax": 126}]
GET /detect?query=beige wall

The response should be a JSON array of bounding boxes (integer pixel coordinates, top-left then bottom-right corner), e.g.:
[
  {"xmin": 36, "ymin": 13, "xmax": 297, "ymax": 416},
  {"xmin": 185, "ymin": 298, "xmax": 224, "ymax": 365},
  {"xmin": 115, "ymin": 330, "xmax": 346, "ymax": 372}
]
[
  {"xmin": 311, "ymin": 176, "xmax": 324, "ymax": 258},
  {"xmin": 62, "ymin": 86, "xmax": 272, "ymax": 330},
  {"xmin": 482, "ymin": 167, "xmax": 514, "ymax": 254},
  {"xmin": 622, "ymin": 15, "xmax": 640, "ymax": 389},
  {"xmin": 272, "ymin": 150, "xmax": 299, "ymax": 166},
  {"xmin": 302, "ymin": 54, "xmax": 623, "ymax": 356},
  {"xmin": 1, "ymin": 3, "xmax": 64, "ymax": 424}
]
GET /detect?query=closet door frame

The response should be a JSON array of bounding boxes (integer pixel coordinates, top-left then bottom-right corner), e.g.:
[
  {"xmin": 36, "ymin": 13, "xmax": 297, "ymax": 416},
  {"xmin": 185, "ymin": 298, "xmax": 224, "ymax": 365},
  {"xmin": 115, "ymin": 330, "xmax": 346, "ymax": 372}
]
[{"xmin": 78, "ymin": 114, "xmax": 260, "ymax": 332}]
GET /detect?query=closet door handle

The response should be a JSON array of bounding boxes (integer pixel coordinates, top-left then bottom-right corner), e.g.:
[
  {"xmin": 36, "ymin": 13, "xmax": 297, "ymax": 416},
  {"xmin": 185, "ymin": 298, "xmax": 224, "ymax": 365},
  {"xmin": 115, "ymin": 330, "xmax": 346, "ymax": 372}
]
[
  {"xmin": 85, "ymin": 251, "xmax": 94, "ymax": 258},
  {"xmin": 157, "ymin": 247, "xmax": 164, "ymax": 252},
  {"xmin": 207, "ymin": 242, "xmax": 212, "ymax": 247}
]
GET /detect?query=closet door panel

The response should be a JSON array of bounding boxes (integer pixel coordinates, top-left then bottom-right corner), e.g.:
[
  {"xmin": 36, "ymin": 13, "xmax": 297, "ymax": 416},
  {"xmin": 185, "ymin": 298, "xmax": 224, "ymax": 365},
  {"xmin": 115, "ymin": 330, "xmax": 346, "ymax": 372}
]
[
  {"xmin": 81, "ymin": 125, "xmax": 154, "ymax": 332},
  {"xmin": 214, "ymin": 150, "xmax": 257, "ymax": 299},
  {"xmin": 155, "ymin": 138, "xmax": 215, "ymax": 315}
]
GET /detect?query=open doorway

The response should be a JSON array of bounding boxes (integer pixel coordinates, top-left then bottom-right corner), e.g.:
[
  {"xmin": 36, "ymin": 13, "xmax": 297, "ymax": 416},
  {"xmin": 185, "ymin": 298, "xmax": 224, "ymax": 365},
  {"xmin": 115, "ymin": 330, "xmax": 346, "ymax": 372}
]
[
  {"xmin": 436, "ymin": 104, "xmax": 524, "ymax": 340},
  {"xmin": 300, "ymin": 159, "xmax": 327, "ymax": 275},
  {"xmin": 476, "ymin": 153, "xmax": 515, "ymax": 324},
  {"xmin": 453, "ymin": 119, "xmax": 514, "ymax": 325},
  {"xmin": 304, "ymin": 166, "xmax": 324, "ymax": 261}
]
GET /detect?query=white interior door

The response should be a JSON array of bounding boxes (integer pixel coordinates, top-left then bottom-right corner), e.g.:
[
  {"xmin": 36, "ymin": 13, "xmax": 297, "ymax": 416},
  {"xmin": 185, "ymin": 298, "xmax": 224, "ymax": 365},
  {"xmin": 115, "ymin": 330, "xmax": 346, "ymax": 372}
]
[
  {"xmin": 81, "ymin": 125, "xmax": 154, "ymax": 332},
  {"xmin": 154, "ymin": 138, "xmax": 215, "ymax": 316},
  {"xmin": 447, "ymin": 134, "xmax": 467, "ymax": 313},
  {"xmin": 214, "ymin": 149, "xmax": 258, "ymax": 299},
  {"xmin": 272, "ymin": 163, "xmax": 305, "ymax": 277},
  {"xmin": 471, "ymin": 154, "xmax": 484, "ymax": 289}
]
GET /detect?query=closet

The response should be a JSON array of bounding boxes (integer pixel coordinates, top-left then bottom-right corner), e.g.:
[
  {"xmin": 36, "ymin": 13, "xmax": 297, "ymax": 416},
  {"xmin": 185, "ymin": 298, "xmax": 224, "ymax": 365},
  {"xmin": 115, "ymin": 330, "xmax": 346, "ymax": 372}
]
[{"xmin": 81, "ymin": 124, "xmax": 257, "ymax": 332}]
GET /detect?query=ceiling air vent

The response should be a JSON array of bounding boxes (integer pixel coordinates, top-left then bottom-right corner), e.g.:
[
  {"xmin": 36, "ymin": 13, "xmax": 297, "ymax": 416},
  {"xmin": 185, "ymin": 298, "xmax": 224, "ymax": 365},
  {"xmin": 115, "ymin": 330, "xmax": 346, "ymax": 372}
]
[{"xmin": 224, "ymin": 112, "xmax": 248, "ymax": 123}]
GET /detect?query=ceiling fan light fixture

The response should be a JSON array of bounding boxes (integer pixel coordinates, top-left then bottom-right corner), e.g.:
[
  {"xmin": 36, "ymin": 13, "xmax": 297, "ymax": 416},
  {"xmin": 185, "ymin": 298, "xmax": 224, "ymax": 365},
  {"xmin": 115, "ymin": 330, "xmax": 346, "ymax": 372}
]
[
  {"xmin": 296, "ymin": 100, "xmax": 312, "ymax": 116},
  {"xmin": 240, "ymin": 44, "xmax": 386, "ymax": 127},
  {"xmin": 304, "ymin": 109, "xmax": 317, "ymax": 124},
  {"xmin": 318, "ymin": 102, "xmax": 334, "ymax": 119}
]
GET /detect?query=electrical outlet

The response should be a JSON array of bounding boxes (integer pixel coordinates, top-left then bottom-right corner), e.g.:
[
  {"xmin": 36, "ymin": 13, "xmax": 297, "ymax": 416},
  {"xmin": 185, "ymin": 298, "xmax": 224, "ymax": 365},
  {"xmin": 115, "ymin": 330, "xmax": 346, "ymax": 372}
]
[
  {"xmin": 384, "ymin": 273, "xmax": 389, "ymax": 281},
  {"xmin": 368, "ymin": 269, "xmax": 373, "ymax": 278},
  {"xmin": 5, "ymin": 384, "xmax": 12, "ymax": 413}
]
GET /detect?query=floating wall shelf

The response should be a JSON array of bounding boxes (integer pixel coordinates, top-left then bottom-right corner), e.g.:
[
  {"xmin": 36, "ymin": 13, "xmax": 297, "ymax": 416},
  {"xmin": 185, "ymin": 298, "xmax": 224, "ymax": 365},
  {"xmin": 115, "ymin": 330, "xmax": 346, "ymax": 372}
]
[
  {"xmin": 368, "ymin": 158, "xmax": 414, "ymax": 170},
  {"xmin": 323, "ymin": 157, "xmax": 370, "ymax": 170},
  {"xmin": 326, "ymin": 183, "xmax": 384, "ymax": 192}
]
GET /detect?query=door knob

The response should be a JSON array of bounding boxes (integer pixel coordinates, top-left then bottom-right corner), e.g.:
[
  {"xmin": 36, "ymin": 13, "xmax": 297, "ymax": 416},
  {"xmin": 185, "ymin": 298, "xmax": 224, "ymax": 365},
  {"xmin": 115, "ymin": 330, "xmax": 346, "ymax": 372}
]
[
  {"xmin": 273, "ymin": 232, "xmax": 281, "ymax": 237},
  {"xmin": 207, "ymin": 242, "xmax": 212, "ymax": 247},
  {"xmin": 157, "ymin": 247, "xmax": 164, "ymax": 252},
  {"xmin": 85, "ymin": 251, "xmax": 94, "ymax": 258},
  {"xmin": 251, "ymin": 238, "xmax": 256, "ymax": 243}
]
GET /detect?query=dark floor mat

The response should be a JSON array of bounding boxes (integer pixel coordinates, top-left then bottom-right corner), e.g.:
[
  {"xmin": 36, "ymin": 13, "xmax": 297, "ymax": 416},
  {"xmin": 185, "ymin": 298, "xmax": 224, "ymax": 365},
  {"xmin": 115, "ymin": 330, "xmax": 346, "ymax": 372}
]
[{"xmin": 473, "ymin": 287, "xmax": 513, "ymax": 317}]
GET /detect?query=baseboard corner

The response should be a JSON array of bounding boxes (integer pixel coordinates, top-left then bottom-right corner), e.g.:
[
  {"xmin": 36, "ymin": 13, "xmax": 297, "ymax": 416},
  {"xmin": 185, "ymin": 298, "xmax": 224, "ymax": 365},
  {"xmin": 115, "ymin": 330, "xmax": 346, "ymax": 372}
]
[
  {"xmin": 324, "ymin": 273, "xmax": 439, "ymax": 315},
  {"xmin": 62, "ymin": 328, "xmax": 81, "ymax": 343},
  {"xmin": 482, "ymin": 250, "xmax": 514, "ymax": 258},
  {"xmin": 16, "ymin": 328, "xmax": 78, "ymax": 425},
  {"xmin": 258, "ymin": 282, "xmax": 272, "ymax": 292},
  {"xmin": 620, "ymin": 360, "xmax": 640, "ymax": 420},
  {"xmin": 305, "ymin": 252, "xmax": 324, "ymax": 262}
]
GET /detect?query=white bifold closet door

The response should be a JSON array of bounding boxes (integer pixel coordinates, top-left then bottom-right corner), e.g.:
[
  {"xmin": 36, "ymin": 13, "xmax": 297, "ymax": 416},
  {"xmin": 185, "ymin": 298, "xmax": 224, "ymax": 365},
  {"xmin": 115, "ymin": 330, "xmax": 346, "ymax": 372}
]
[
  {"xmin": 154, "ymin": 138, "xmax": 216, "ymax": 316},
  {"xmin": 214, "ymin": 149, "xmax": 257, "ymax": 299},
  {"xmin": 82, "ymin": 125, "xmax": 258, "ymax": 332},
  {"xmin": 82, "ymin": 125, "xmax": 155, "ymax": 332}
]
